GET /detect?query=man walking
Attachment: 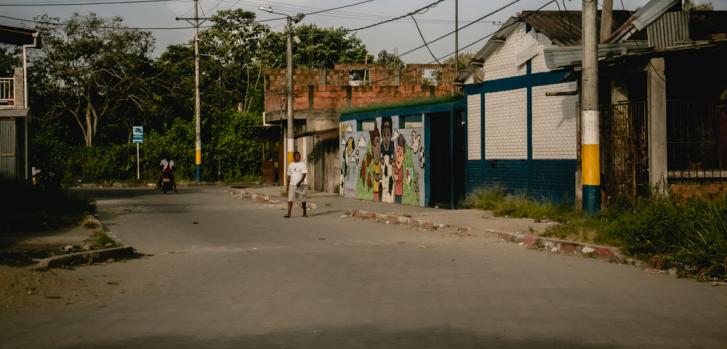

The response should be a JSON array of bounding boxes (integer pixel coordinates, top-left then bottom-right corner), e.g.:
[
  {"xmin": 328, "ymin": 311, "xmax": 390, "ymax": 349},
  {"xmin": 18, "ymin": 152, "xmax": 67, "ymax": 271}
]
[{"xmin": 285, "ymin": 151, "xmax": 308, "ymax": 218}]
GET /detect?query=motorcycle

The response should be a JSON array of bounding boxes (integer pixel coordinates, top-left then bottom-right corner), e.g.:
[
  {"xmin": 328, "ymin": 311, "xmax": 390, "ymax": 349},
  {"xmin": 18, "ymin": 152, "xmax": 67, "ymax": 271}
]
[{"xmin": 161, "ymin": 173, "xmax": 173, "ymax": 194}]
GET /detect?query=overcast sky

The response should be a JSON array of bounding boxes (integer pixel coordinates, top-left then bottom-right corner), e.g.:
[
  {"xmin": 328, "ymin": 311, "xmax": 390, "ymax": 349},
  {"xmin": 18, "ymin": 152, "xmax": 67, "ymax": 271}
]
[{"xmin": 1, "ymin": 0, "xmax": 724, "ymax": 63}]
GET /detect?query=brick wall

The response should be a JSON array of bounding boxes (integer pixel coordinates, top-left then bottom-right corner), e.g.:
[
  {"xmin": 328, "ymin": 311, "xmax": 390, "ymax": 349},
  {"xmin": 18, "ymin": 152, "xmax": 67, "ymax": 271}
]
[
  {"xmin": 265, "ymin": 64, "xmax": 454, "ymax": 113},
  {"xmin": 264, "ymin": 64, "xmax": 456, "ymax": 116}
]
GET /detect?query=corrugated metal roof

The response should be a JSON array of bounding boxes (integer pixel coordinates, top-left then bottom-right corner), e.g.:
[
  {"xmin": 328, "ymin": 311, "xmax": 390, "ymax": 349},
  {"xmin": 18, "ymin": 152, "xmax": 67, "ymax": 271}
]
[
  {"xmin": 519, "ymin": 10, "xmax": 637, "ymax": 46},
  {"xmin": 605, "ymin": 0, "xmax": 680, "ymax": 43},
  {"xmin": 648, "ymin": 11, "xmax": 689, "ymax": 48},
  {"xmin": 0, "ymin": 24, "xmax": 39, "ymax": 47}
]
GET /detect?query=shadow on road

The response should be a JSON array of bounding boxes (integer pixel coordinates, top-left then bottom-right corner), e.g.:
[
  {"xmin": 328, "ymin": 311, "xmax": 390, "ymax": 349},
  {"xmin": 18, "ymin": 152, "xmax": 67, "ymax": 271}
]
[
  {"xmin": 55, "ymin": 325, "xmax": 620, "ymax": 349},
  {"xmin": 71, "ymin": 188, "xmax": 199, "ymax": 201}
]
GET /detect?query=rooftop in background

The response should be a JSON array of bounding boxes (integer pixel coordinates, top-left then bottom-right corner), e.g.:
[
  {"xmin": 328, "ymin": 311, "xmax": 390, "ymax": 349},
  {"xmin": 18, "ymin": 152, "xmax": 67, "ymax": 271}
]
[{"xmin": 0, "ymin": 24, "xmax": 39, "ymax": 47}]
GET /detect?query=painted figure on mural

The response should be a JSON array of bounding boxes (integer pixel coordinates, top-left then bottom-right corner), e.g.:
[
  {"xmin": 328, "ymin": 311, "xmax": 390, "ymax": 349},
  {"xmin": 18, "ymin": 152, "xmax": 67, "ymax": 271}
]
[
  {"xmin": 342, "ymin": 136, "xmax": 355, "ymax": 181},
  {"xmin": 370, "ymin": 125, "xmax": 382, "ymax": 202},
  {"xmin": 380, "ymin": 117, "xmax": 396, "ymax": 203},
  {"xmin": 380, "ymin": 117, "xmax": 395, "ymax": 159},
  {"xmin": 393, "ymin": 134, "xmax": 406, "ymax": 204}
]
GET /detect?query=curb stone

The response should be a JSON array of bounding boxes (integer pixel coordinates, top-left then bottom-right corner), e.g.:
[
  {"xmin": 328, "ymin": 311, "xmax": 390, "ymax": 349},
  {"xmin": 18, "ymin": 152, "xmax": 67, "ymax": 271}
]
[
  {"xmin": 229, "ymin": 187, "xmax": 625, "ymax": 264},
  {"xmin": 29, "ymin": 215, "xmax": 139, "ymax": 270},
  {"xmin": 228, "ymin": 188, "xmax": 318, "ymax": 210}
]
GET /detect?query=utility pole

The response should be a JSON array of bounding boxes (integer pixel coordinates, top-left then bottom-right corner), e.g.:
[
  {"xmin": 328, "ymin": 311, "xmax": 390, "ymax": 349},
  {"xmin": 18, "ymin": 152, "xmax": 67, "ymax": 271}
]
[
  {"xmin": 600, "ymin": 0, "xmax": 614, "ymax": 43},
  {"xmin": 259, "ymin": 7, "xmax": 304, "ymax": 187},
  {"xmin": 454, "ymin": 0, "xmax": 459, "ymax": 77},
  {"xmin": 582, "ymin": 0, "xmax": 600, "ymax": 213},
  {"xmin": 176, "ymin": 0, "xmax": 208, "ymax": 183},
  {"xmin": 285, "ymin": 15, "xmax": 294, "ymax": 185}
]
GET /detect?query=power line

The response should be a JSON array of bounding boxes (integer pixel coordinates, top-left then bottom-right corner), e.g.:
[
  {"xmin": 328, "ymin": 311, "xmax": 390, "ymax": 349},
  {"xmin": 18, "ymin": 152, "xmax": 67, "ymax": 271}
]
[
  {"xmin": 346, "ymin": 0, "xmax": 447, "ymax": 32},
  {"xmin": 364, "ymin": 0, "xmax": 557, "ymax": 86},
  {"xmin": 396, "ymin": 0, "xmax": 521, "ymax": 59},
  {"xmin": 305, "ymin": 0, "xmax": 376, "ymax": 15},
  {"xmin": 0, "ymin": 0, "xmax": 183, "ymax": 6},
  {"xmin": 0, "ymin": 14, "xmax": 206, "ymax": 30},
  {"xmin": 410, "ymin": 15, "xmax": 441, "ymax": 64}
]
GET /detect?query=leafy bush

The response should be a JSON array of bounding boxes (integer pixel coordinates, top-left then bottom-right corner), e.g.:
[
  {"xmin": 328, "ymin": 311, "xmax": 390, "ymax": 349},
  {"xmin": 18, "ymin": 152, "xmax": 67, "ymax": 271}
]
[
  {"xmin": 30, "ymin": 111, "xmax": 266, "ymax": 183},
  {"xmin": 0, "ymin": 178, "xmax": 94, "ymax": 233},
  {"xmin": 468, "ymin": 185, "xmax": 727, "ymax": 280}
]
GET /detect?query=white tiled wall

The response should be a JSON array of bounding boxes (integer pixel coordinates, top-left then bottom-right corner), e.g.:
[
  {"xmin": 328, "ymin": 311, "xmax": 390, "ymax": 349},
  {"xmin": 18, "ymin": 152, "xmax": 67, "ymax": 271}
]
[
  {"xmin": 532, "ymin": 82, "xmax": 578, "ymax": 160},
  {"xmin": 485, "ymin": 88, "xmax": 527, "ymax": 159},
  {"xmin": 530, "ymin": 31, "xmax": 557, "ymax": 73},
  {"xmin": 466, "ymin": 94, "xmax": 482, "ymax": 160},
  {"xmin": 483, "ymin": 23, "xmax": 527, "ymax": 81}
]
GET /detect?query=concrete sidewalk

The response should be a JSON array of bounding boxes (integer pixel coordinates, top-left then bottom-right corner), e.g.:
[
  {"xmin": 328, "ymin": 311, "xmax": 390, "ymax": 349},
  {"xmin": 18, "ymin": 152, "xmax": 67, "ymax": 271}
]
[
  {"xmin": 238, "ymin": 186, "xmax": 555, "ymax": 234},
  {"xmin": 228, "ymin": 186, "xmax": 623, "ymax": 262}
]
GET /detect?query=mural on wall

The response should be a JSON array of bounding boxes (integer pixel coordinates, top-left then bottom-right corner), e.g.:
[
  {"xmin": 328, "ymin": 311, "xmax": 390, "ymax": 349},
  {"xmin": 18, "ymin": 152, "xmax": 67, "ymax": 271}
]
[{"xmin": 339, "ymin": 116, "xmax": 425, "ymax": 206}]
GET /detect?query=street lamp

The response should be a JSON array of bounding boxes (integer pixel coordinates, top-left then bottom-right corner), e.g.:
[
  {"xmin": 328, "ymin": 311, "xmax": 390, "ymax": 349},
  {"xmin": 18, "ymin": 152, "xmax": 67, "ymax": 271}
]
[{"xmin": 258, "ymin": 6, "xmax": 304, "ymax": 188}]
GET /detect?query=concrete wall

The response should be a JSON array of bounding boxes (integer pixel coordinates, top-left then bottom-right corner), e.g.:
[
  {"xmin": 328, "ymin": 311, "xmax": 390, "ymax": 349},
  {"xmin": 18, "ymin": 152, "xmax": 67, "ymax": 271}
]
[{"xmin": 464, "ymin": 25, "xmax": 578, "ymax": 203}]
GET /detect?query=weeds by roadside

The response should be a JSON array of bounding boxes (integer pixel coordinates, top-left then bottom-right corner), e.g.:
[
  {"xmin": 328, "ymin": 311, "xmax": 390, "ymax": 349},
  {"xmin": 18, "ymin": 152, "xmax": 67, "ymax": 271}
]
[
  {"xmin": 0, "ymin": 178, "xmax": 94, "ymax": 234},
  {"xmin": 465, "ymin": 186, "xmax": 727, "ymax": 280}
]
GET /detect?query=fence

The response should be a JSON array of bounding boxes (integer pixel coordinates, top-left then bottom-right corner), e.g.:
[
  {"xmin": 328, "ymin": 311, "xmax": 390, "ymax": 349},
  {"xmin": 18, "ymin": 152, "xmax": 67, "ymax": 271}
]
[
  {"xmin": 0, "ymin": 78, "xmax": 14, "ymax": 108},
  {"xmin": 667, "ymin": 99, "xmax": 727, "ymax": 181},
  {"xmin": 599, "ymin": 101, "xmax": 650, "ymax": 200}
]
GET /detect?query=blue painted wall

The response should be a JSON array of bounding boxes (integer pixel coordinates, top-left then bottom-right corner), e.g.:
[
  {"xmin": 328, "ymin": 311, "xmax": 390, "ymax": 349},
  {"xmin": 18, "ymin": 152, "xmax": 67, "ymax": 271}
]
[{"xmin": 464, "ymin": 69, "xmax": 576, "ymax": 204}]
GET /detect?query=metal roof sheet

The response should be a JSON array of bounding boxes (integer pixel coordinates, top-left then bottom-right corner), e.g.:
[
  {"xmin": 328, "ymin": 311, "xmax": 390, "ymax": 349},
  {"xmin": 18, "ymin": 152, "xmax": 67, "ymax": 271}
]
[{"xmin": 0, "ymin": 24, "xmax": 39, "ymax": 47}]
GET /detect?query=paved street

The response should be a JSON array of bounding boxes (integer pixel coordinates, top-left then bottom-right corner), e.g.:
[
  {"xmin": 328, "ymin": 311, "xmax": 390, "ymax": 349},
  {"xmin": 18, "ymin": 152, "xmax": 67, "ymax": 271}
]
[{"xmin": 1, "ymin": 186, "xmax": 726, "ymax": 348}]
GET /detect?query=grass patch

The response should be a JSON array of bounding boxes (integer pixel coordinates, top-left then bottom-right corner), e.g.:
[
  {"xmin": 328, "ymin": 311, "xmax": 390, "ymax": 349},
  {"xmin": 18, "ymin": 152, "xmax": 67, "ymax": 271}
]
[
  {"xmin": 92, "ymin": 231, "xmax": 119, "ymax": 249},
  {"xmin": 0, "ymin": 178, "xmax": 94, "ymax": 234},
  {"xmin": 466, "ymin": 185, "xmax": 727, "ymax": 280},
  {"xmin": 463, "ymin": 185, "xmax": 578, "ymax": 223}
]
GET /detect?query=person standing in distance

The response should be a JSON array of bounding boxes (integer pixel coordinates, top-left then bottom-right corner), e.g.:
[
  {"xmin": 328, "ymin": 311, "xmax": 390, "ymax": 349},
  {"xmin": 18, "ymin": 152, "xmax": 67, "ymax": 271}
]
[{"xmin": 285, "ymin": 151, "xmax": 308, "ymax": 218}]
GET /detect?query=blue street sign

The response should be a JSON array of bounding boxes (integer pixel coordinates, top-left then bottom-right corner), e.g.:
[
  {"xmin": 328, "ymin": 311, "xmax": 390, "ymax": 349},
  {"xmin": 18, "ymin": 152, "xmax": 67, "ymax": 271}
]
[{"xmin": 132, "ymin": 126, "xmax": 144, "ymax": 144}]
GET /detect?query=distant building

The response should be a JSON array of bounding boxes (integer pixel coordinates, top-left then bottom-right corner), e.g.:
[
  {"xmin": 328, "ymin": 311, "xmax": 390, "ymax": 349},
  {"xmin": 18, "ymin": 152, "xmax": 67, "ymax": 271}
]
[
  {"xmin": 0, "ymin": 24, "xmax": 38, "ymax": 180},
  {"xmin": 264, "ymin": 63, "xmax": 456, "ymax": 193}
]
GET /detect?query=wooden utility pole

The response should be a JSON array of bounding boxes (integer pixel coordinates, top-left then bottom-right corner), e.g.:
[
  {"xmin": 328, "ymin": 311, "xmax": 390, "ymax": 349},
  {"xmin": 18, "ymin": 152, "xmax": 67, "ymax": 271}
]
[
  {"xmin": 600, "ymin": 0, "xmax": 614, "ymax": 43},
  {"xmin": 176, "ymin": 0, "xmax": 209, "ymax": 183},
  {"xmin": 582, "ymin": 0, "xmax": 600, "ymax": 213}
]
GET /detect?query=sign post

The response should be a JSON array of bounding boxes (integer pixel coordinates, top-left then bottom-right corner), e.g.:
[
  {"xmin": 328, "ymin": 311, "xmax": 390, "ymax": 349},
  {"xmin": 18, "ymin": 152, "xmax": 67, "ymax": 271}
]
[{"xmin": 132, "ymin": 126, "xmax": 144, "ymax": 180}]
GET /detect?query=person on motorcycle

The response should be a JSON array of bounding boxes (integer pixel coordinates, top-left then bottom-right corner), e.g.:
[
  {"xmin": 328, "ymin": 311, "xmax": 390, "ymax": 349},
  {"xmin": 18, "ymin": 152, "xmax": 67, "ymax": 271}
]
[{"xmin": 158, "ymin": 159, "xmax": 177, "ymax": 193}]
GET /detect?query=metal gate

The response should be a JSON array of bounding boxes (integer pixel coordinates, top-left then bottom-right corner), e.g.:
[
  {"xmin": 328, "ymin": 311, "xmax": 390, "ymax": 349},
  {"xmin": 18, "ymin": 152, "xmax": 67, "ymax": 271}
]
[{"xmin": 599, "ymin": 102, "xmax": 650, "ymax": 200}]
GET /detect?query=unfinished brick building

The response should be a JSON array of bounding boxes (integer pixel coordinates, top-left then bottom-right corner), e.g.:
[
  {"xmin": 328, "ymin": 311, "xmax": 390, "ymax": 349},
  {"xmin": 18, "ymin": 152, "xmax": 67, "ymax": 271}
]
[{"xmin": 264, "ymin": 63, "xmax": 456, "ymax": 193}]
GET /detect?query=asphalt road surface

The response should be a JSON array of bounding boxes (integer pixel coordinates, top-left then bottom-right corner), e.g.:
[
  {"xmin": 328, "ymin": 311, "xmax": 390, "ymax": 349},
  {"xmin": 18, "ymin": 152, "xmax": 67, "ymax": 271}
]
[{"xmin": 2, "ymin": 187, "xmax": 726, "ymax": 348}]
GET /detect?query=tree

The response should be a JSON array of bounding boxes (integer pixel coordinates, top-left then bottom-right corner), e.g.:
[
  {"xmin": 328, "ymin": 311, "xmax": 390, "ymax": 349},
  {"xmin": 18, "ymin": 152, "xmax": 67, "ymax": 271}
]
[
  {"xmin": 443, "ymin": 51, "xmax": 475, "ymax": 71},
  {"xmin": 375, "ymin": 50, "xmax": 405, "ymax": 69},
  {"xmin": 31, "ymin": 13, "xmax": 156, "ymax": 147},
  {"xmin": 0, "ymin": 47, "xmax": 20, "ymax": 76}
]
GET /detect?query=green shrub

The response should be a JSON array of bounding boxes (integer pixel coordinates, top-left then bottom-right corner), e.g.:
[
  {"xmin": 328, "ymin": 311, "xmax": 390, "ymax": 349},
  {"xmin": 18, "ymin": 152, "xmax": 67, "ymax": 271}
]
[
  {"xmin": 675, "ymin": 195, "xmax": 727, "ymax": 278},
  {"xmin": 0, "ymin": 178, "xmax": 94, "ymax": 233}
]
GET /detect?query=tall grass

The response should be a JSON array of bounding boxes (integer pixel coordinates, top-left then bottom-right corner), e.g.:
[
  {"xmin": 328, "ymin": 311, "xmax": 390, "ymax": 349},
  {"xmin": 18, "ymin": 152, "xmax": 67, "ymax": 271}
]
[{"xmin": 466, "ymin": 185, "xmax": 727, "ymax": 280}]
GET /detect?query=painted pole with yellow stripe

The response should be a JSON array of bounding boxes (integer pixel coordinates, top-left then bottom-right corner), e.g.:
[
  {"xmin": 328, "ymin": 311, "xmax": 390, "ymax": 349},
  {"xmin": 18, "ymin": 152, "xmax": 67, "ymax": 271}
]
[
  {"xmin": 582, "ymin": 0, "xmax": 600, "ymax": 213},
  {"xmin": 582, "ymin": 111, "xmax": 600, "ymax": 212}
]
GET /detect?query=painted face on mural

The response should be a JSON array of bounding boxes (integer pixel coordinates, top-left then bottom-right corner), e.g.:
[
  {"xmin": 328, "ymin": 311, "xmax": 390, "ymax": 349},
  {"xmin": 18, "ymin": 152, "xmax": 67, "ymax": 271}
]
[
  {"xmin": 395, "ymin": 134, "xmax": 405, "ymax": 168},
  {"xmin": 345, "ymin": 137, "xmax": 355, "ymax": 157},
  {"xmin": 370, "ymin": 126, "xmax": 381, "ymax": 164},
  {"xmin": 381, "ymin": 117, "xmax": 393, "ymax": 156}
]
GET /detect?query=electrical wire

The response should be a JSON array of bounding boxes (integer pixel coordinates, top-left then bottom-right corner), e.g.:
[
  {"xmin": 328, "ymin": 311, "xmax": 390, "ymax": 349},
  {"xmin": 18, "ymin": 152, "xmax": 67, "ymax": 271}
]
[
  {"xmin": 345, "ymin": 0, "xmax": 447, "ymax": 32},
  {"xmin": 410, "ymin": 15, "xmax": 441, "ymax": 64},
  {"xmin": 364, "ymin": 0, "xmax": 557, "ymax": 86},
  {"xmin": 0, "ymin": 0, "xmax": 183, "ymax": 6}
]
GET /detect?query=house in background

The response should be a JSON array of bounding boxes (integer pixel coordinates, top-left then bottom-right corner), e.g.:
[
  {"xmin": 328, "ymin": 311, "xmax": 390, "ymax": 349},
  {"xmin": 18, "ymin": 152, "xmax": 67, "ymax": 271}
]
[
  {"xmin": 456, "ymin": 10, "xmax": 639, "ymax": 204},
  {"xmin": 264, "ymin": 63, "xmax": 455, "ymax": 193},
  {"xmin": 544, "ymin": 0, "xmax": 727, "ymax": 199},
  {"xmin": 0, "ymin": 24, "xmax": 38, "ymax": 180}
]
